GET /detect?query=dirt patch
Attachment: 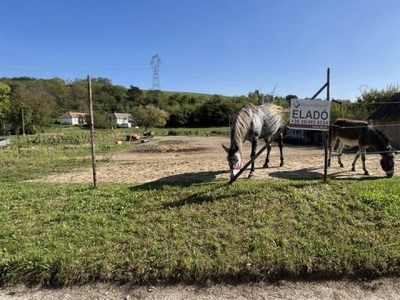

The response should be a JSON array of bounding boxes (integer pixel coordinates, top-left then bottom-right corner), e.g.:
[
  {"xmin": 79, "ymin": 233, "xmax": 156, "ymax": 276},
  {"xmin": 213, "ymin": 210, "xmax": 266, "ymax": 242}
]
[
  {"xmin": 2, "ymin": 278, "xmax": 400, "ymax": 299},
  {"xmin": 31, "ymin": 135, "xmax": 398, "ymax": 184},
  {"xmin": 131, "ymin": 139, "xmax": 207, "ymax": 153}
]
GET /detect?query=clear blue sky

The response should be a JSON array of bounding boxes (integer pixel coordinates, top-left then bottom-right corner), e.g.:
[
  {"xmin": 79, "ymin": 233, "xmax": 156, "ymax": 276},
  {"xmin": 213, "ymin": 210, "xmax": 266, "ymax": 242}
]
[{"xmin": 2, "ymin": 0, "xmax": 400, "ymax": 101}]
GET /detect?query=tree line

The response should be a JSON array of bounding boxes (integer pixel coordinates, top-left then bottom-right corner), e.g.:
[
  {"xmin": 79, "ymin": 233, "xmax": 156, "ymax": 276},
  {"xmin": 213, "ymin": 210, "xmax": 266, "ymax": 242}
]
[{"xmin": 0, "ymin": 76, "xmax": 398, "ymax": 134}]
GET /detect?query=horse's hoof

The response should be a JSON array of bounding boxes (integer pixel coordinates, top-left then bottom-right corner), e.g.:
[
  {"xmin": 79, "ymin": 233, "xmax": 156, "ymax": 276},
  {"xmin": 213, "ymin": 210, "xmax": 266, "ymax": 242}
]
[
  {"xmin": 351, "ymin": 167, "xmax": 356, "ymax": 172},
  {"xmin": 340, "ymin": 164, "xmax": 344, "ymax": 168},
  {"xmin": 262, "ymin": 164, "xmax": 269, "ymax": 168},
  {"xmin": 364, "ymin": 171, "xmax": 369, "ymax": 176}
]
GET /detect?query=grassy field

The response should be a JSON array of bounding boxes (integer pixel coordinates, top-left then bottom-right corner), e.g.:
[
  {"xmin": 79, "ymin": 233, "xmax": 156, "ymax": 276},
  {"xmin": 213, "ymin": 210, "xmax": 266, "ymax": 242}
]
[{"xmin": 1, "ymin": 128, "xmax": 400, "ymax": 287}]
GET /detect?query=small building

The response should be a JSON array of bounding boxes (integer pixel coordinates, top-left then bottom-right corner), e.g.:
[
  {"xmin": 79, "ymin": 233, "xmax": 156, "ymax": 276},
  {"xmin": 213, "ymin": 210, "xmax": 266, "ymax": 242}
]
[
  {"xmin": 110, "ymin": 113, "xmax": 134, "ymax": 127},
  {"xmin": 368, "ymin": 92, "xmax": 400, "ymax": 149},
  {"xmin": 59, "ymin": 112, "xmax": 87, "ymax": 125}
]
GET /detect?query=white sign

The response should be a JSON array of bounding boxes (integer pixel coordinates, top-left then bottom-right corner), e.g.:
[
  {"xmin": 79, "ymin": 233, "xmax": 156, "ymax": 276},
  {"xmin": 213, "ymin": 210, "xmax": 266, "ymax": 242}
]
[{"xmin": 289, "ymin": 99, "xmax": 331, "ymax": 131}]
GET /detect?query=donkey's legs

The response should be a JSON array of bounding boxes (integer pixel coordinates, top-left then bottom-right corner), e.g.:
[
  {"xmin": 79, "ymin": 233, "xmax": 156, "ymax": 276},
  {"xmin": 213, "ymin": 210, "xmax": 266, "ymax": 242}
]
[
  {"xmin": 361, "ymin": 152, "xmax": 369, "ymax": 175},
  {"xmin": 351, "ymin": 151, "xmax": 369, "ymax": 175},
  {"xmin": 353, "ymin": 147, "xmax": 369, "ymax": 175},
  {"xmin": 336, "ymin": 141, "xmax": 345, "ymax": 168},
  {"xmin": 351, "ymin": 151, "xmax": 360, "ymax": 171},
  {"xmin": 328, "ymin": 136, "xmax": 338, "ymax": 167}
]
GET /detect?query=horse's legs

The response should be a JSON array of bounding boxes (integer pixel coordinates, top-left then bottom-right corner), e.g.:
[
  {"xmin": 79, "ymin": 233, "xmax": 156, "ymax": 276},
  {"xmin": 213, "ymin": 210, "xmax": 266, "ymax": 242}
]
[
  {"xmin": 277, "ymin": 133, "xmax": 284, "ymax": 167},
  {"xmin": 248, "ymin": 139, "xmax": 257, "ymax": 178},
  {"xmin": 263, "ymin": 134, "xmax": 284, "ymax": 168},
  {"xmin": 263, "ymin": 144, "xmax": 272, "ymax": 168}
]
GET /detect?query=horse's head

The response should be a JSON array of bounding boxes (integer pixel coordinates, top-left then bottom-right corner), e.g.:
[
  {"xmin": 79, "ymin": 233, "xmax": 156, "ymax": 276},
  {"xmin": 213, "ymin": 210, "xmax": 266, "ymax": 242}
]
[
  {"xmin": 222, "ymin": 144, "xmax": 242, "ymax": 179},
  {"xmin": 380, "ymin": 150, "xmax": 396, "ymax": 178}
]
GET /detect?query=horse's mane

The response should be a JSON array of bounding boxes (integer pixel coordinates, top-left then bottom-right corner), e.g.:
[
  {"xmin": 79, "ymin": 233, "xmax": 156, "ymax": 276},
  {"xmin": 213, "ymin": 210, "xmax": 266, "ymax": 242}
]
[{"xmin": 230, "ymin": 103, "xmax": 256, "ymax": 153}]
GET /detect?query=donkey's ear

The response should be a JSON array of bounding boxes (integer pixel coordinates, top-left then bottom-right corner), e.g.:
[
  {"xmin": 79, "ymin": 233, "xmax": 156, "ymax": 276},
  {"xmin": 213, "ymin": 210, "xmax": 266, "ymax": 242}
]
[{"xmin": 222, "ymin": 144, "xmax": 229, "ymax": 153}]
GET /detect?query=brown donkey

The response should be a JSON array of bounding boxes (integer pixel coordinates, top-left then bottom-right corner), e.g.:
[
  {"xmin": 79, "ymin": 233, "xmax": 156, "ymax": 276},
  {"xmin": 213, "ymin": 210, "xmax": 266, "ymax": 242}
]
[{"xmin": 328, "ymin": 118, "xmax": 396, "ymax": 177}]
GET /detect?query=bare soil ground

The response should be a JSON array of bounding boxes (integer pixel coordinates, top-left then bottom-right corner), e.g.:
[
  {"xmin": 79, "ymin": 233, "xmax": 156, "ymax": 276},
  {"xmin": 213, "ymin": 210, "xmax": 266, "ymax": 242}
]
[
  {"xmin": 30, "ymin": 135, "xmax": 399, "ymax": 184},
  {"xmin": 3, "ymin": 135, "xmax": 400, "ymax": 299}
]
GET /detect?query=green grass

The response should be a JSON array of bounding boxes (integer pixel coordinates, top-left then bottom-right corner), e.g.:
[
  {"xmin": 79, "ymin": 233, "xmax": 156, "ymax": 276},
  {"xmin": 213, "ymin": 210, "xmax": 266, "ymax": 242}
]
[
  {"xmin": 1, "ymin": 129, "xmax": 400, "ymax": 287},
  {"xmin": 1, "ymin": 179, "xmax": 400, "ymax": 286}
]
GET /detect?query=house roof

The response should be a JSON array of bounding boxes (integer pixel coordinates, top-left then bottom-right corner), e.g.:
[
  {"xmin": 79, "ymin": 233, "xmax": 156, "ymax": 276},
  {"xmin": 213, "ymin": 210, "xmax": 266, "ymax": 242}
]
[
  {"xmin": 111, "ymin": 113, "xmax": 132, "ymax": 119},
  {"xmin": 60, "ymin": 112, "xmax": 87, "ymax": 118},
  {"xmin": 368, "ymin": 93, "xmax": 400, "ymax": 120}
]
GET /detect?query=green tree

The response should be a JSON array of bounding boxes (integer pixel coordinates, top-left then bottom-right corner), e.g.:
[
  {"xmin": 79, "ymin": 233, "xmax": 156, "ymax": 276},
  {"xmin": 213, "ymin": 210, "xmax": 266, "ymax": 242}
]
[
  {"xmin": 6, "ymin": 80, "xmax": 57, "ymax": 133},
  {"xmin": 0, "ymin": 82, "xmax": 11, "ymax": 118},
  {"xmin": 133, "ymin": 104, "xmax": 169, "ymax": 130},
  {"xmin": 0, "ymin": 82, "xmax": 11, "ymax": 134},
  {"xmin": 67, "ymin": 79, "xmax": 89, "ymax": 112},
  {"xmin": 197, "ymin": 95, "xmax": 239, "ymax": 126},
  {"xmin": 6, "ymin": 102, "xmax": 33, "ymax": 135},
  {"xmin": 126, "ymin": 85, "xmax": 143, "ymax": 107},
  {"xmin": 166, "ymin": 103, "xmax": 196, "ymax": 127},
  {"xmin": 85, "ymin": 111, "xmax": 112, "ymax": 129},
  {"xmin": 355, "ymin": 84, "xmax": 400, "ymax": 119},
  {"xmin": 91, "ymin": 77, "xmax": 124, "ymax": 113}
]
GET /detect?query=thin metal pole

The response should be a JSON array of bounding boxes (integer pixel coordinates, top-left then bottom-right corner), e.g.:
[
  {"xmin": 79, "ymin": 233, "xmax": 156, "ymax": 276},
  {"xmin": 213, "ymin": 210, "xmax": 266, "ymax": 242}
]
[
  {"xmin": 323, "ymin": 68, "xmax": 330, "ymax": 182},
  {"xmin": 87, "ymin": 75, "xmax": 97, "ymax": 188}
]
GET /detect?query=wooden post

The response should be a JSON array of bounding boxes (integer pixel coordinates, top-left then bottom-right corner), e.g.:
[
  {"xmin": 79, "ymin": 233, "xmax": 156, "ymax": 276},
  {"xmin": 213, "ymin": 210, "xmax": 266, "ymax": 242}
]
[
  {"xmin": 87, "ymin": 75, "xmax": 97, "ymax": 188},
  {"xmin": 21, "ymin": 107, "xmax": 25, "ymax": 136}
]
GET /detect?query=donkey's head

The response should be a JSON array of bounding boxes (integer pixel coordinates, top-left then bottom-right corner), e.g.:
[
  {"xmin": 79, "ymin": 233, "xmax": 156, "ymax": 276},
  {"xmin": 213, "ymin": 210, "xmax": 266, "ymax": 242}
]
[
  {"xmin": 222, "ymin": 144, "xmax": 242, "ymax": 179},
  {"xmin": 380, "ymin": 150, "xmax": 396, "ymax": 178},
  {"xmin": 374, "ymin": 130, "xmax": 396, "ymax": 178}
]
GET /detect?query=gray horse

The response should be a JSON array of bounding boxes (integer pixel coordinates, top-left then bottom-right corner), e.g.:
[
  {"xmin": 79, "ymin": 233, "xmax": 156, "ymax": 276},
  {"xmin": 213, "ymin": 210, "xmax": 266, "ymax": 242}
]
[
  {"xmin": 222, "ymin": 102, "xmax": 285, "ymax": 179},
  {"xmin": 328, "ymin": 118, "xmax": 396, "ymax": 177}
]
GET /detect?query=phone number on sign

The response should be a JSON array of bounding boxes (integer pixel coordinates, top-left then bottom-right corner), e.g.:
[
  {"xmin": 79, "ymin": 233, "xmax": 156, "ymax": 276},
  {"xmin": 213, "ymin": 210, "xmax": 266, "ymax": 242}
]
[{"xmin": 291, "ymin": 119, "xmax": 329, "ymax": 125}]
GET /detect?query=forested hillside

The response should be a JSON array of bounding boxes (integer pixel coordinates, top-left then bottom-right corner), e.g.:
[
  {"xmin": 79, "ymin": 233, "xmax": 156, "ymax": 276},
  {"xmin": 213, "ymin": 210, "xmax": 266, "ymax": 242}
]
[
  {"xmin": 0, "ymin": 76, "xmax": 398, "ymax": 134},
  {"xmin": 0, "ymin": 77, "xmax": 288, "ymax": 134}
]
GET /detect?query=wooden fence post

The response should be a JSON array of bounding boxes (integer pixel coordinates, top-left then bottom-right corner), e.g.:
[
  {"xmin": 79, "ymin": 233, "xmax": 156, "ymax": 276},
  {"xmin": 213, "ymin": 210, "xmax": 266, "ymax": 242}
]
[{"xmin": 87, "ymin": 75, "xmax": 97, "ymax": 188}]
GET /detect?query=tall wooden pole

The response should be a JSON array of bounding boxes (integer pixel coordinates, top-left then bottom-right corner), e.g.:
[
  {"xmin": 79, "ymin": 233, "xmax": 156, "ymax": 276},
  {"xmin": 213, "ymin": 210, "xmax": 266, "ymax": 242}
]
[
  {"xmin": 87, "ymin": 75, "xmax": 97, "ymax": 188},
  {"xmin": 21, "ymin": 107, "xmax": 25, "ymax": 136}
]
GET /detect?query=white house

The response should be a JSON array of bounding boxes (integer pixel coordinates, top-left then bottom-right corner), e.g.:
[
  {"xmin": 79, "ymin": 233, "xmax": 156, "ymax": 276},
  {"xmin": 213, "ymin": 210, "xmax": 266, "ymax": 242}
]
[
  {"xmin": 59, "ymin": 112, "xmax": 87, "ymax": 125},
  {"xmin": 110, "ymin": 113, "xmax": 133, "ymax": 127}
]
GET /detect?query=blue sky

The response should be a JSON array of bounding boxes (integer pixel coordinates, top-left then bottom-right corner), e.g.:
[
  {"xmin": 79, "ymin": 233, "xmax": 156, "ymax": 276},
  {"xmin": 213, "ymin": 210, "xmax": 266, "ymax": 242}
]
[{"xmin": 2, "ymin": 0, "xmax": 400, "ymax": 101}]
